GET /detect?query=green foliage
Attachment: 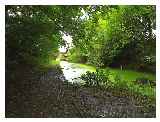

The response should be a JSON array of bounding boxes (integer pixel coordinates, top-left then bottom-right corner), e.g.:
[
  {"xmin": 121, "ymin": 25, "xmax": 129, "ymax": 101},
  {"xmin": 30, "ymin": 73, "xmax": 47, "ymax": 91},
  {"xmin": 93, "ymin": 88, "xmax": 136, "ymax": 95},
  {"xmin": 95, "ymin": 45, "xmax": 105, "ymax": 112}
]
[
  {"xmin": 6, "ymin": 5, "xmax": 156, "ymax": 73},
  {"xmin": 6, "ymin": 5, "xmax": 156, "ymax": 94},
  {"xmin": 70, "ymin": 5, "xmax": 156, "ymax": 73},
  {"xmin": 101, "ymin": 6, "xmax": 156, "ymax": 70},
  {"xmin": 112, "ymin": 74, "xmax": 128, "ymax": 90},
  {"xmin": 74, "ymin": 62, "xmax": 155, "ymax": 81},
  {"xmin": 110, "ymin": 68, "xmax": 155, "ymax": 81},
  {"xmin": 80, "ymin": 68, "xmax": 155, "ymax": 98},
  {"xmin": 67, "ymin": 47, "xmax": 87, "ymax": 63},
  {"xmin": 6, "ymin": 5, "xmax": 82, "ymax": 67},
  {"xmin": 80, "ymin": 68, "xmax": 110, "ymax": 87}
]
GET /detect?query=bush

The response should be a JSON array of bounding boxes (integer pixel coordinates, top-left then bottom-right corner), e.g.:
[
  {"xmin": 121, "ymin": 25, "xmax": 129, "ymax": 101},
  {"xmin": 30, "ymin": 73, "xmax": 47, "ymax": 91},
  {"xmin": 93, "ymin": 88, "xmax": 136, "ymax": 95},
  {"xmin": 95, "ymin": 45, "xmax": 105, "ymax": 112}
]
[
  {"xmin": 80, "ymin": 68, "xmax": 110, "ymax": 87},
  {"xmin": 80, "ymin": 69, "xmax": 128, "ymax": 89}
]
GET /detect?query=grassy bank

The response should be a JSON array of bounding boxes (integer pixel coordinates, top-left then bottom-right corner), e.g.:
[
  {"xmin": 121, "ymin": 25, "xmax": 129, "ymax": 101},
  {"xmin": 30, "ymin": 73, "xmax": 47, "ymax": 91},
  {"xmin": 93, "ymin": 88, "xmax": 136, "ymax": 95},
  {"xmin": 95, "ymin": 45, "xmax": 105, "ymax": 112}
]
[
  {"xmin": 73, "ymin": 62, "xmax": 156, "ymax": 98},
  {"xmin": 75, "ymin": 63, "xmax": 156, "ymax": 81}
]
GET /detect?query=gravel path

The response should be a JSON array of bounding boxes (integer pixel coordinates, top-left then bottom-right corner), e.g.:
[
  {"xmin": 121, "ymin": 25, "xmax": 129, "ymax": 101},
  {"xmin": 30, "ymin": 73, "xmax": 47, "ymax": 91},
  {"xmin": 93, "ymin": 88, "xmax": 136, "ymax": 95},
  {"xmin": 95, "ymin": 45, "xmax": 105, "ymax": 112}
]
[{"xmin": 6, "ymin": 66, "xmax": 156, "ymax": 118}]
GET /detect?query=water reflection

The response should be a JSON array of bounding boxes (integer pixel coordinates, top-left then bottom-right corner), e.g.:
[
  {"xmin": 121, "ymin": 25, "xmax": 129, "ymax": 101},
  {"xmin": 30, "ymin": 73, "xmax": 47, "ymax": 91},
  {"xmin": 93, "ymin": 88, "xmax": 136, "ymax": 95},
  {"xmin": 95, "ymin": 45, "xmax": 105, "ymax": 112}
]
[{"xmin": 59, "ymin": 61, "xmax": 88, "ymax": 83}]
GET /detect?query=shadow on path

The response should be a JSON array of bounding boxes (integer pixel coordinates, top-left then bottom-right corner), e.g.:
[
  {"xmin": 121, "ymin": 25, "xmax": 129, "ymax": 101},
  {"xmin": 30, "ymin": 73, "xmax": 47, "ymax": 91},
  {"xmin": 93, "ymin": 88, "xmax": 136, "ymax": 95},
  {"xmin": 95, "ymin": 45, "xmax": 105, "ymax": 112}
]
[{"xmin": 5, "ymin": 65, "xmax": 156, "ymax": 118}]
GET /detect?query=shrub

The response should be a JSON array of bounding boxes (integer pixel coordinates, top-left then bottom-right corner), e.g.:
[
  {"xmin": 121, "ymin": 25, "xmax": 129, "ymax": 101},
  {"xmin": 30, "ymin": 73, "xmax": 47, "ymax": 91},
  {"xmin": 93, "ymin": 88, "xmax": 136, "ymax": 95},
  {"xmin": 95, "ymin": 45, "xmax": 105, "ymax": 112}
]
[
  {"xmin": 80, "ymin": 68, "xmax": 111, "ymax": 87},
  {"xmin": 80, "ymin": 68, "xmax": 155, "ymax": 98}
]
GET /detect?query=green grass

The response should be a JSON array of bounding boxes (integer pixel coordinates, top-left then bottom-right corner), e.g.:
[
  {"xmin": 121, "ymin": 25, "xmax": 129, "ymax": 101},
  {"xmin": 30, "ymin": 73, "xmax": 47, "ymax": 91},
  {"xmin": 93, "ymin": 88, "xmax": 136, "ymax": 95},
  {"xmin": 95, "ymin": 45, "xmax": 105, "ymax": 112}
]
[
  {"xmin": 73, "ymin": 63, "xmax": 96, "ymax": 72},
  {"xmin": 74, "ymin": 63, "xmax": 155, "ymax": 81},
  {"xmin": 108, "ymin": 68, "xmax": 156, "ymax": 81},
  {"xmin": 74, "ymin": 62, "xmax": 156, "ymax": 98}
]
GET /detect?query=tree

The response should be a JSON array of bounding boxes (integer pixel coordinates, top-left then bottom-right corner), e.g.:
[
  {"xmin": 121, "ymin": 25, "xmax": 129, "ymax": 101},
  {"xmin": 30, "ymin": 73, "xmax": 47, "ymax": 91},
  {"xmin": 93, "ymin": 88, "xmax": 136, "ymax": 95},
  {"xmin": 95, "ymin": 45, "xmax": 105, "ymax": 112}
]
[
  {"xmin": 5, "ymin": 5, "xmax": 82, "ymax": 66},
  {"xmin": 68, "ymin": 5, "xmax": 156, "ymax": 72}
]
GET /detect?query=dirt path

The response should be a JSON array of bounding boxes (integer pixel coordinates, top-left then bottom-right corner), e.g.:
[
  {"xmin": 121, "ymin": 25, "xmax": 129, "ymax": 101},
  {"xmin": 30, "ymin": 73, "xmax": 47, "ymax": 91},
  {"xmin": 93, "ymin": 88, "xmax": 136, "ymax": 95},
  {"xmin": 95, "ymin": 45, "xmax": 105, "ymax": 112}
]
[{"xmin": 6, "ymin": 66, "xmax": 156, "ymax": 118}]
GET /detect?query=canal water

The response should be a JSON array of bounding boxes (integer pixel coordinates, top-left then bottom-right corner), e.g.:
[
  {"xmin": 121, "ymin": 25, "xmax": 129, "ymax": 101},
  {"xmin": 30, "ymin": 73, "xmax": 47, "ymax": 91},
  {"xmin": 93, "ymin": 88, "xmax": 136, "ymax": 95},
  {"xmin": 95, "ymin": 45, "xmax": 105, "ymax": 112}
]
[{"xmin": 59, "ymin": 61, "xmax": 89, "ymax": 83}]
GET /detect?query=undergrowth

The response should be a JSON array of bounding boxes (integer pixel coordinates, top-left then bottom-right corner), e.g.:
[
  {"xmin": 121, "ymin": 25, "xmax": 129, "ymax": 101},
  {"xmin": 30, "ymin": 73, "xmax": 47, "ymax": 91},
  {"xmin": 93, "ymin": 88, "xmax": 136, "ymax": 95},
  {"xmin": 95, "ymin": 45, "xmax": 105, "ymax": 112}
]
[{"xmin": 80, "ymin": 68, "xmax": 155, "ymax": 99}]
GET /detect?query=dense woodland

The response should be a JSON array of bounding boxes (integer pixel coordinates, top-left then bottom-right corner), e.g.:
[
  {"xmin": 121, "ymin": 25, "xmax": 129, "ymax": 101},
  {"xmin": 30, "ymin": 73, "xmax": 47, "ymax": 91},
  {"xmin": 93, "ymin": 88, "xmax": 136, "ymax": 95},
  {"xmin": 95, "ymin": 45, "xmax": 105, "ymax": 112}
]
[
  {"xmin": 6, "ymin": 5, "xmax": 156, "ymax": 71},
  {"xmin": 6, "ymin": 5, "xmax": 156, "ymax": 118}
]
